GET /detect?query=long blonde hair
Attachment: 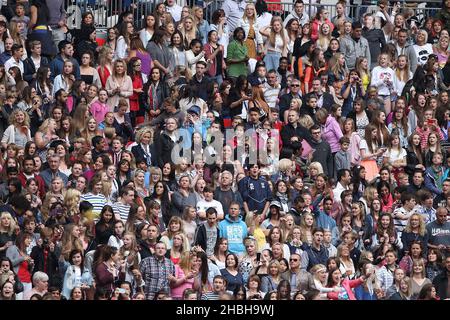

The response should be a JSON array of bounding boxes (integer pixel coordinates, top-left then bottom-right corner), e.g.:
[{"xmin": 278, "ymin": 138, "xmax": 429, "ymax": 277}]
[
  {"xmin": 268, "ymin": 16, "xmax": 287, "ymax": 49},
  {"xmin": 404, "ymin": 213, "xmax": 426, "ymax": 236},
  {"xmin": 242, "ymin": 3, "xmax": 256, "ymax": 23}
]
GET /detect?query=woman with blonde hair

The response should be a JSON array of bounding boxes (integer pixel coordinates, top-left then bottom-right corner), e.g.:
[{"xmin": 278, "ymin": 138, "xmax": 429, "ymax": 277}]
[
  {"xmin": 299, "ymin": 212, "xmax": 315, "ymax": 245},
  {"xmin": 401, "ymin": 213, "xmax": 427, "ymax": 252},
  {"xmin": 71, "ymin": 103, "xmax": 89, "ymax": 135},
  {"xmin": 238, "ymin": 3, "xmax": 263, "ymax": 61},
  {"xmin": 316, "ymin": 22, "xmax": 332, "ymax": 52},
  {"xmin": 284, "ymin": 98, "xmax": 303, "ymax": 125},
  {"xmin": 63, "ymin": 188, "xmax": 82, "ymax": 221},
  {"xmin": 303, "ymin": 162, "xmax": 324, "ymax": 188},
  {"xmin": 170, "ymin": 251, "xmax": 197, "ymax": 300},
  {"xmin": 0, "ymin": 212, "xmax": 17, "ymax": 257},
  {"xmin": 311, "ymin": 264, "xmax": 336, "ymax": 298},
  {"xmin": 60, "ymin": 224, "xmax": 84, "ymax": 263},
  {"xmin": 80, "ymin": 117, "xmax": 102, "ymax": 147},
  {"xmin": 393, "ymin": 55, "xmax": 413, "ymax": 98},
  {"xmin": 97, "ymin": 46, "xmax": 114, "ymax": 88},
  {"xmin": 105, "ymin": 59, "xmax": 133, "ymax": 112},
  {"xmin": 160, "ymin": 216, "xmax": 185, "ymax": 250},
  {"xmin": 410, "ymin": 259, "xmax": 431, "ymax": 298},
  {"xmin": 260, "ymin": 16, "xmax": 288, "ymax": 71},
  {"xmin": 131, "ymin": 127, "xmax": 153, "ymax": 168},
  {"xmin": 178, "ymin": 16, "xmax": 200, "ymax": 49},
  {"xmin": 260, "ymin": 259, "xmax": 282, "ymax": 293},
  {"xmin": 34, "ymin": 118, "xmax": 59, "ymax": 161},
  {"xmin": 389, "ymin": 276, "xmax": 413, "ymax": 300},
  {"xmin": 134, "ymin": 169, "xmax": 149, "ymax": 199},
  {"xmin": 1, "ymin": 109, "xmax": 31, "ymax": 149},
  {"xmin": 167, "ymin": 232, "xmax": 190, "ymax": 265},
  {"xmin": 298, "ymin": 114, "xmax": 314, "ymax": 130}
]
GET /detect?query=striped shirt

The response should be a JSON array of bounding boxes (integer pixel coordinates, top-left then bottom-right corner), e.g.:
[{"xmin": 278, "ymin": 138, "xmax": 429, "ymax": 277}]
[
  {"xmin": 112, "ymin": 201, "xmax": 131, "ymax": 222},
  {"xmin": 263, "ymin": 82, "xmax": 281, "ymax": 109},
  {"xmin": 80, "ymin": 193, "xmax": 107, "ymax": 220}
]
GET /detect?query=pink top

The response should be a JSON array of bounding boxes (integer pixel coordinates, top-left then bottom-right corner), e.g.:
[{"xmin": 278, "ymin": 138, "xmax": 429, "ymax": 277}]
[
  {"xmin": 321, "ymin": 115, "xmax": 344, "ymax": 153},
  {"xmin": 327, "ymin": 278, "xmax": 364, "ymax": 300},
  {"xmin": 90, "ymin": 100, "xmax": 110, "ymax": 124},
  {"xmin": 171, "ymin": 265, "xmax": 195, "ymax": 299}
]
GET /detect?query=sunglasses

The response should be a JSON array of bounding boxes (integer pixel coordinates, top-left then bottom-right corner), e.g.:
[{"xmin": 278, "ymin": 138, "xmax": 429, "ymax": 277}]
[{"xmin": 291, "ymin": 84, "xmax": 300, "ymax": 87}]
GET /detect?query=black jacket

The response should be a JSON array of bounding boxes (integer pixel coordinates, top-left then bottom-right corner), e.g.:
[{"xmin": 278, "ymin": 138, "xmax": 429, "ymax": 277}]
[
  {"xmin": 280, "ymin": 123, "xmax": 312, "ymax": 154},
  {"xmin": 362, "ymin": 27, "xmax": 386, "ymax": 66},
  {"xmin": 23, "ymin": 56, "xmax": 50, "ymax": 84},
  {"xmin": 432, "ymin": 271, "xmax": 449, "ymax": 300},
  {"xmin": 30, "ymin": 245, "xmax": 60, "ymax": 287},
  {"xmin": 154, "ymin": 131, "xmax": 176, "ymax": 167},
  {"xmin": 303, "ymin": 92, "xmax": 334, "ymax": 112},
  {"xmin": 131, "ymin": 144, "xmax": 156, "ymax": 167},
  {"xmin": 194, "ymin": 224, "xmax": 220, "ymax": 252},
  {"xmin": 279, "ymin": 92, "xmax": 302, "ymax": 122},
  {"xmin": 309, "ymin": 138, "xmax": 333, "ymax": 177}
]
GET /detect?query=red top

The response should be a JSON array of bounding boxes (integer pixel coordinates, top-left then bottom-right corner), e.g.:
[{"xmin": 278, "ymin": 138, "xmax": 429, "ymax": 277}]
[
  {"xmin": 98, "ymin": 66, "xmax": 111, "ymax": 88},
  {"xmin": 129, "ymin": 75, "xmax": 143, "ymax": 112},
  {"xmin": 17, "ymin": 260, "xmax": 31, "ymax": 283}
]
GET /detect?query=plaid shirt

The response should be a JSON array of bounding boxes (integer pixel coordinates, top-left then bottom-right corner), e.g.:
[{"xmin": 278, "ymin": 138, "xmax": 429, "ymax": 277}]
[{"xmin": 139, "ymin": 256, "xmax": 175, "ymax": 300}]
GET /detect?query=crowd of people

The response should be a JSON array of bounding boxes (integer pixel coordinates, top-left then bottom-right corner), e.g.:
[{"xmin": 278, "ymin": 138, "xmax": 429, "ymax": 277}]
[{"xmin": 0, "ymin": 0, "xmax": 449, "ymax": 301}]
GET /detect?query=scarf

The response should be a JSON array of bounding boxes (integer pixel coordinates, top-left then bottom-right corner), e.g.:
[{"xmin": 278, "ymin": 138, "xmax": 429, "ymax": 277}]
[{"xmin": 276, "ymin": 192, "xmax": 288, "ymax": 204}]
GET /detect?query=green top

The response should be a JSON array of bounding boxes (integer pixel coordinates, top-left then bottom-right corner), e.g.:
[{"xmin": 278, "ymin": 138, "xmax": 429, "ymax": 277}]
[{"xmin": 227, "ymin": 40, "xmax": 249, "ymax": 78}]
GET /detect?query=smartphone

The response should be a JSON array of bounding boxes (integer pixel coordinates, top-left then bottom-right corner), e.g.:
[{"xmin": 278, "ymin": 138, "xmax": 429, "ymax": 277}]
[
  {"xmin": 427, "ymin": 119, "xmax": 437, "ymax": 126},
  {"xmin": 256, "ymin": 252, "xmax": 261, "ymax": 261},
  {"xmin": 117, "ymin": 288, "xmax": 126, "ymax": 294}
]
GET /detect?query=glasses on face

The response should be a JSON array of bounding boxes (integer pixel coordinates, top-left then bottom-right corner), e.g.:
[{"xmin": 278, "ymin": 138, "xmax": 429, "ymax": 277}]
[
  {"xmin": 291, "ymin": 84, "xmax": 300, "ymax": 87},
  {"xmin": 290, "ymin": 258, "xmax": 299, "ymax": 262}
]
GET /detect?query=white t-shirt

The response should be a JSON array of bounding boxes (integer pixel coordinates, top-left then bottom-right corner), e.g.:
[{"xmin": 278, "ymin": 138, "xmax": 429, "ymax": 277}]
[
  {"xmin": 383, "ymin": 147, "xmax": 406, "ymax": 164},
  {"xmin": 413, "ymin": 43, "xmax": 433, "ymax": 66}
]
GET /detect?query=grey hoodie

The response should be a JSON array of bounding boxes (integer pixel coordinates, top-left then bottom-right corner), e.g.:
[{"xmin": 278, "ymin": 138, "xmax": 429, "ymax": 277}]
[{"xmin": 340, "ymin": 34, "xmax": 371, "ymax": 70}]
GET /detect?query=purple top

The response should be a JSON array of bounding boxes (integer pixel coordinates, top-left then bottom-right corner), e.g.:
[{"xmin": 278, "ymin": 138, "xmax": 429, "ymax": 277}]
[{"xmin": 136, "ymin": 50, "xmax": 152, "ymax": 76}]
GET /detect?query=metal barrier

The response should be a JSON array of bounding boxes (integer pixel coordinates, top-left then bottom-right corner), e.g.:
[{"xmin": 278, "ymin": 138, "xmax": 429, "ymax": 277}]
[{"xmin": 64, "ymin": 0, "xmax": 441, "ymax": 30}]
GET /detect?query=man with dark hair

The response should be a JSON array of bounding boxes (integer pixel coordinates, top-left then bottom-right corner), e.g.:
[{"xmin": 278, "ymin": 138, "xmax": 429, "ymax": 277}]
[
  {"xmin": 278, "ymin": 78, "xmax": 302, "ymax": 123},
  {"xmin": 314, "ymin": 196, "xmax": 337, "ymax": 231},
  {"xmin": 362, "ymin": 14, "xmax": 386, "ymax": 70},
  {"xmin": 238, "ymin": 163, "xmax": 272, "ymax": 219},
  {"xmin": 245, "ymin": 107, "xmax": 262, "ymax": 131},
  {"xmin": 416, "ymin": 190, "xmax": 436, "ymax": 224},
  {"xmin": 333, "ymin": 169, "xmax": 351, "ymax": 203},
  {"xmin": 433, "ymin": 179, "xmax": 450, "ymax": 208},
  {"xmin": 0, "ymin": 194, "xmax": 31, "ymax": 227},
  {"xmin": 4, "ymin": 43, "xmax": 24, "ymax": 74},
  {"xmin": 301, "ymin": 228, "xmax": 329, "ymax": 271},
  {"xmin": 395, "ymin": 29, "xmax": 418, "ymax": 74},
  {"xmin": 393, "ymin": 192, "xmax": 417, "ymax": 236},
  {"xmin": 407, "ymin": 169, "xmax": 427, "ymax": 194},
  {"xmin": 112, "ymin": 187, "xmax": 135, "ymax": 222},
  {"xmin": 276, "ymin": 56, "xmax": 291, "ymax": 89},
  {"xmin": 304, "ymin": 78, "xmax": 334, "ymax": 111},
  {"xmin": 283, "ymin": 0, "xmax": 309, "ymax": 27},
  {"xmin": 340, "ymin": 21, "xmax": 371, "ymax": 70},
  {"xmin": 0, "ymin": 166, "xmax": 19, "ymax": 201},
  {"xmin": 201, "ymin": 275, "xmax": 227, "ymax": 300},
  {"xmin": 49, "ymin": 40, "xmax": 80, "ymax": 80},
  {"xmin": 194, "ymin": 208, "xmax": 220, "ymax": 256},
  {"xmin": 149, "ymin": 98, "xmax": 185, "ymax": 132},
  {"xmin": 309, "ymin": 125, "xmax": 333, "ymax": 177},
  {"xmin": 91, "ymin": 136, "xmax": 107, "ymax": 162},
  {"xmin": 18, "ymin": 156, "xmax": 46, "ymax": 196},
  {"xmin": 189, "ymin": 61, "xmax": 211, "ymax": 101}
]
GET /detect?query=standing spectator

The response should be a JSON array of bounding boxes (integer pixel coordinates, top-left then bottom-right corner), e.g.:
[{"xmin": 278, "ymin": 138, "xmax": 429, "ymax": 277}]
[
  {"xmin": 309, "ymin": 125, "xmax": 333, "ymax": 178},
  {"xmin": 218, "ymin": 202, "xmax": 248, "ymax": 255},
  {"xmin": 340, "ymin": 21, "xmax": 370, "ymax": 70},
  {"xmin": 139, "ymin": 241, "xmax": 175, "ymax": 300},
  {"xmin": 105, "ymin": 59, "xmax": 133, "ymax": 113},
  {"xmin": 426, "ymin": 207, "xmax": 450, "ymax": 257},
  {"xmin": 301, "ymin": 228, "xmax": 329, "ymax": 271},
  {"xmin": 238, "ymin": 163, "xmax": 272, "ymax": 219}
]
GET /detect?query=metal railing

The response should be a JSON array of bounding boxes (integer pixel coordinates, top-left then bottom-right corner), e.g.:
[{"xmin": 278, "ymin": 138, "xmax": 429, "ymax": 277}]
[{"xmin": 64, "ymin": 0, "xmax": 441, "ymax": 30}]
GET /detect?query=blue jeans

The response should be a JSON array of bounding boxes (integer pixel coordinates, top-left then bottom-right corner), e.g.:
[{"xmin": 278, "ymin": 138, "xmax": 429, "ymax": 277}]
[{"xmin": 264, "ymin": 51, "xmax": 282, "ymax": 72}]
